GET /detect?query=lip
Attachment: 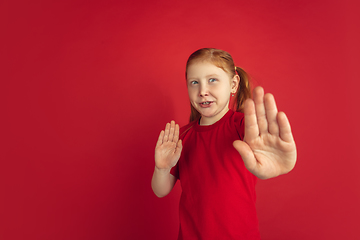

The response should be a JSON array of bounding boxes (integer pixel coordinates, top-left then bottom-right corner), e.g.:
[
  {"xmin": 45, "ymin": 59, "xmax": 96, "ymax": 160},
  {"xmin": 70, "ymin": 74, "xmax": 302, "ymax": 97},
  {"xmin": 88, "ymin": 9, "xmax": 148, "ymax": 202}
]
[{"xmin": 199, "ymin": 101, "xmax": 213, "ymax": 108}]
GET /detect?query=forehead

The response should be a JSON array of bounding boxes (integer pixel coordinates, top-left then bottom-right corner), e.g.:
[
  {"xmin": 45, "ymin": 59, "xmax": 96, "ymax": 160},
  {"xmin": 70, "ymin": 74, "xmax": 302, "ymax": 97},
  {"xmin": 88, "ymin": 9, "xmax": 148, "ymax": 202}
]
[{"xmin": 186, "ymin": 61, "xmax": 228, "ymax": 79}]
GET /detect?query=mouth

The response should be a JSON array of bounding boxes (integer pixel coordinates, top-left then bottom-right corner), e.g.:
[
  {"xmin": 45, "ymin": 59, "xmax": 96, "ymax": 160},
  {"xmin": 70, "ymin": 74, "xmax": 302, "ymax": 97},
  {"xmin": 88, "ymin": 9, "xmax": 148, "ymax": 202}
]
[{"xmin": 199, "ymin": 101, "xmax": 213, "ymax": 107}]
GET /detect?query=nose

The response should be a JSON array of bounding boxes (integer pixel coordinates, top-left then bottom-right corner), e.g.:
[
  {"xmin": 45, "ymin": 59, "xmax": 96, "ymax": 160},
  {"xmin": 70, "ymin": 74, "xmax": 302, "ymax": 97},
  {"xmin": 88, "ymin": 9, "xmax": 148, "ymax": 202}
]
[{"xmin": 199, "ymin": 84, "xmax": 209, "ymax": 97}]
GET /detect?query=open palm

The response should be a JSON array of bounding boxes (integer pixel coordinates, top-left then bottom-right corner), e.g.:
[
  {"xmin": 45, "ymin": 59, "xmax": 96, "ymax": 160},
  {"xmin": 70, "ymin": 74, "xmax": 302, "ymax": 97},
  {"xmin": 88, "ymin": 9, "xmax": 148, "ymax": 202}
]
[
  {"xmin": 233, "ymin": 86, "xmax": 297, "ymax": 179},
  {"xmin": 155, "ymin": 121, "xmax": 182, "ymax": 171}
]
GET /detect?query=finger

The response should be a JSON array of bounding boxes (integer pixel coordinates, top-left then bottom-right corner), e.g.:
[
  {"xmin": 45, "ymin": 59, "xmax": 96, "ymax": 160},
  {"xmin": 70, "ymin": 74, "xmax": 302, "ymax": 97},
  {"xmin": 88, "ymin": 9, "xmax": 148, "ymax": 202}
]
[
  {"xmin": 173, "ymin": 124, "xmax": 180, "ymax": 143},
  {"xmin": 244, "ymin": 98, "xmax": 259, "ymax": 141},
  {"xmin": 277, "ymin": 112, "xmax": 295, "ymax": 143},
  {"xmin": 156, "ymin": 130, "xmax": 165, "ymax": 147},
  {"xmin": 253, "ymin": 86, "xmax": 268, "ymax": 134},
  {"xmin": 163, "ymin": 123, "xmax": 170, "ymax": 142},
  {"xmin": 264, "ymin": 93, "xmax": 279, "ymax": 135},
  {"xmin": 233, "ymin": 140, "xmax": 257, "ymax": 173},
  {"xmin": 174, "ymin": 139, "xmax": 183, "ymax": 156},
  {"xmin": 168, "ymin": 121, "xmax": 175, "ymax": 142}
]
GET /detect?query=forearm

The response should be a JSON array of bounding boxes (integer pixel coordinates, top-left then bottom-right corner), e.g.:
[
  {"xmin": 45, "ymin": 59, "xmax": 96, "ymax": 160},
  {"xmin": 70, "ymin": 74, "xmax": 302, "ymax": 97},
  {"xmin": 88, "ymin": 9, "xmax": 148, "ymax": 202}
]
[{"xmin": 151, "ymin": 167, "xmax": 176, "ymax": 198}]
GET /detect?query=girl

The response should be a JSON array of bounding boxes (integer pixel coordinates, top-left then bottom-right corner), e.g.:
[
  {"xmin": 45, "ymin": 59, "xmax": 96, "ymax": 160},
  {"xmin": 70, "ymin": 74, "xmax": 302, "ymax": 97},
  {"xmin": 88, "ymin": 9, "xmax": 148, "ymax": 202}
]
[{"xmin": 151, "ymin": 48, "xmax": 297, "ymax": 239}]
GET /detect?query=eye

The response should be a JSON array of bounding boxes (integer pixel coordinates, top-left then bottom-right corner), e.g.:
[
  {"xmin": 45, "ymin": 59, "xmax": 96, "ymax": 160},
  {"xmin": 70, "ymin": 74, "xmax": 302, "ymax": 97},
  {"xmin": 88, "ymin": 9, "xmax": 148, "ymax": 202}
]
[
  {"xmin": 209, "ymin": 78, "xmax": 217, "ymax": 83},
  {"xmin": 190, "ymin": 80, "xmax": 198, "ymax": 85}
]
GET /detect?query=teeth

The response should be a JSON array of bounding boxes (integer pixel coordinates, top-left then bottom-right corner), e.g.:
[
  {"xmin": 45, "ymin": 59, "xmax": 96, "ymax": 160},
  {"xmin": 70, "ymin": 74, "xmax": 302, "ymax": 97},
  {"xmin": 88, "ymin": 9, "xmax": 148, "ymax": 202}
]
[{"xmin": 203, "ymin": 102, "xmax": 210, "ymax": 105}]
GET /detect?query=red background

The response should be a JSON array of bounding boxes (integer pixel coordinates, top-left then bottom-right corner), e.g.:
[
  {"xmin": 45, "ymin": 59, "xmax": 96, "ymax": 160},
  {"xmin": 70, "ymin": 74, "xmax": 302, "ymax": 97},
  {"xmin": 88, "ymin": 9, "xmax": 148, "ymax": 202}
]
[{"xmin": 1, "ymin": 0, "xmax": 359, "ymax": 239}]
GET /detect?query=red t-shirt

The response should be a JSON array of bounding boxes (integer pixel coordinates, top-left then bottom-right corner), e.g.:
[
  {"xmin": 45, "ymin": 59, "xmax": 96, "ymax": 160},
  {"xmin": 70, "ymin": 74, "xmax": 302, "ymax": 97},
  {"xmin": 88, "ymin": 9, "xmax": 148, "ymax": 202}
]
[{"xmin": 171, "ymin": 110, "xmax": 260, "ymax": 239}]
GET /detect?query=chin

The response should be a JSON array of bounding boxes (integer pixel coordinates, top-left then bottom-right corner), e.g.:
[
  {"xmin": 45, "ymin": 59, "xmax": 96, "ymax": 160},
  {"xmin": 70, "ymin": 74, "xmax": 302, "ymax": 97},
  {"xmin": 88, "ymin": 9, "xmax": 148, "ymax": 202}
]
[{"xmin": 198, "ymin": 111, "xmax": 216, "ymax": 119}]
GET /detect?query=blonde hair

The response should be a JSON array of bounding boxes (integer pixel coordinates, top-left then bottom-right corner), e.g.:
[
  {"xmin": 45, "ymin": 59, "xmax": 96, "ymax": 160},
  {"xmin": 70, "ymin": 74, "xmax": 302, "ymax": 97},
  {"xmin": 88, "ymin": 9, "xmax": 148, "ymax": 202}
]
[{"xmin": 186, "ymin": 48, "xmax": 252, "ymax": 122}]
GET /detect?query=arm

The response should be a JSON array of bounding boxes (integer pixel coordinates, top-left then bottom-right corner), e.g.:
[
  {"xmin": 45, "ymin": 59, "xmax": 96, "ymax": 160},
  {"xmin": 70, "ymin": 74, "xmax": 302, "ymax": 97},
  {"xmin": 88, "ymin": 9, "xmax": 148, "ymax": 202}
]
[
  {"xmin": 233, "ymin": 86, "xmax": 297, "ymax": 179},
  {"xmin": 151, "ymin": 168, "xmax": 177, "ymax": 198},
  {"xmin": 151, "ymin": 121, "xmax": 182, "ymax": 197}
]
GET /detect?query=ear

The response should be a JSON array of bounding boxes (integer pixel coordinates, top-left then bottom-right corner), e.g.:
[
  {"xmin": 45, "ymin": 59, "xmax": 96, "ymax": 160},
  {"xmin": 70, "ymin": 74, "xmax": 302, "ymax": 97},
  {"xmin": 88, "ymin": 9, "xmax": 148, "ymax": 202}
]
[{"xmin": 231, "ymin": 75, "xmax": 240, "ymax": 93}]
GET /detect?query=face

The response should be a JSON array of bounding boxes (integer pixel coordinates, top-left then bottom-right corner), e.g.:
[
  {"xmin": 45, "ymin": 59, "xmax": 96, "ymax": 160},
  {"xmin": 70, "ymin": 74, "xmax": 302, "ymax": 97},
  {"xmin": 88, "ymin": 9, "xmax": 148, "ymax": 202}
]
[{"xmin": 186, "ymin": 61, "xmax": 239, "ymax": 125}]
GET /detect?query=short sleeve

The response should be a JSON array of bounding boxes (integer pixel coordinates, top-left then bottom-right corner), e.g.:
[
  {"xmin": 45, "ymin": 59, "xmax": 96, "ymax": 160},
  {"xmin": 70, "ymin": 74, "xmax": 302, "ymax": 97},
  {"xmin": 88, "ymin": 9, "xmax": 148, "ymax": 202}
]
[{"xmin": 233, "ymin": 111, "xmax": 245, "ymax": 140}]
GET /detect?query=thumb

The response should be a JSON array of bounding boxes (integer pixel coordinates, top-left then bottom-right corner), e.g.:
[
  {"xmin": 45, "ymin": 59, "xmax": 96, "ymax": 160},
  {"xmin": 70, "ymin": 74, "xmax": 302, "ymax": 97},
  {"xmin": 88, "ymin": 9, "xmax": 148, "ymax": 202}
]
[
  {"xmin": 233, "ymin": 140, "xmax": 257, "ymax": 172},
  {"xmin": 175, "ymin": 139, "xmax": 182, "ymax": 155}
]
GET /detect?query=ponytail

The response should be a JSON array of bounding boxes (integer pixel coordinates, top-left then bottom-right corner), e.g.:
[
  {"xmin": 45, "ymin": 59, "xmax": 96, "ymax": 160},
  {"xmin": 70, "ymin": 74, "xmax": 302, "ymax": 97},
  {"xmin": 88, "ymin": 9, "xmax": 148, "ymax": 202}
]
[{"xmin": 233, "ymin": 66, "xmax": 251, "ymax": 112}]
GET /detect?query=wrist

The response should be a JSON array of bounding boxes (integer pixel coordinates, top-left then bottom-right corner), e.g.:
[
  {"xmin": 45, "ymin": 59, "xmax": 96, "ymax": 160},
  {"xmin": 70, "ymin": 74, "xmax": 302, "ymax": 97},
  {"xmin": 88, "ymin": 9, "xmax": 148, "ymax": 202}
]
[{"xmin": 154, "ymin": 166, "xmax": 171, "ymax": 174}]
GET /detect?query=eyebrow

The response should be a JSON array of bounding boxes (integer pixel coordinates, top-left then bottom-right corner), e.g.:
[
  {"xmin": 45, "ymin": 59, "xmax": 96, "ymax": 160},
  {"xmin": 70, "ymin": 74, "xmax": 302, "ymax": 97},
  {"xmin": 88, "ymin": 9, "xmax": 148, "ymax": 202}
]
[
  {"xmin": 205, "ymin": 74, "xmax": 219, "ymax": 78},
  {"xmin": 187, "ymin": 74, "xmax": 220, "ymax": 80}
]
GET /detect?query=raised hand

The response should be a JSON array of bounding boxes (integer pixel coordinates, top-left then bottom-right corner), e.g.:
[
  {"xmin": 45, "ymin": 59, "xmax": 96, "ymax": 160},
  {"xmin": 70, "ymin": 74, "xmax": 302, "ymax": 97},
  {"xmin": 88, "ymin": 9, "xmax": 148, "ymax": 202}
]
[
  {"xmin": 233, "ymin": 86, "xmax": 297, "ymax": 179},
  {"xmin": 155, "ymin": 121, "xmax": 182, "ymax": 171}
]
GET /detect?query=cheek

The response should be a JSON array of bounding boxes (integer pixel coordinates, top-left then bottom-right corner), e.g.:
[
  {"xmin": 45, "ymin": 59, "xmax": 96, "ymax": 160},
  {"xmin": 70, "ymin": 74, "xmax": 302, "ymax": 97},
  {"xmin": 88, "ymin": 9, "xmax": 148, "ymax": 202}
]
[
  {"xmin": 187, "ymin": 87, "xmax": 197, "ymax": 98},
  {"xmin": 211, "ymin": 84, "xmax": 231, "ymax": 94}
]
